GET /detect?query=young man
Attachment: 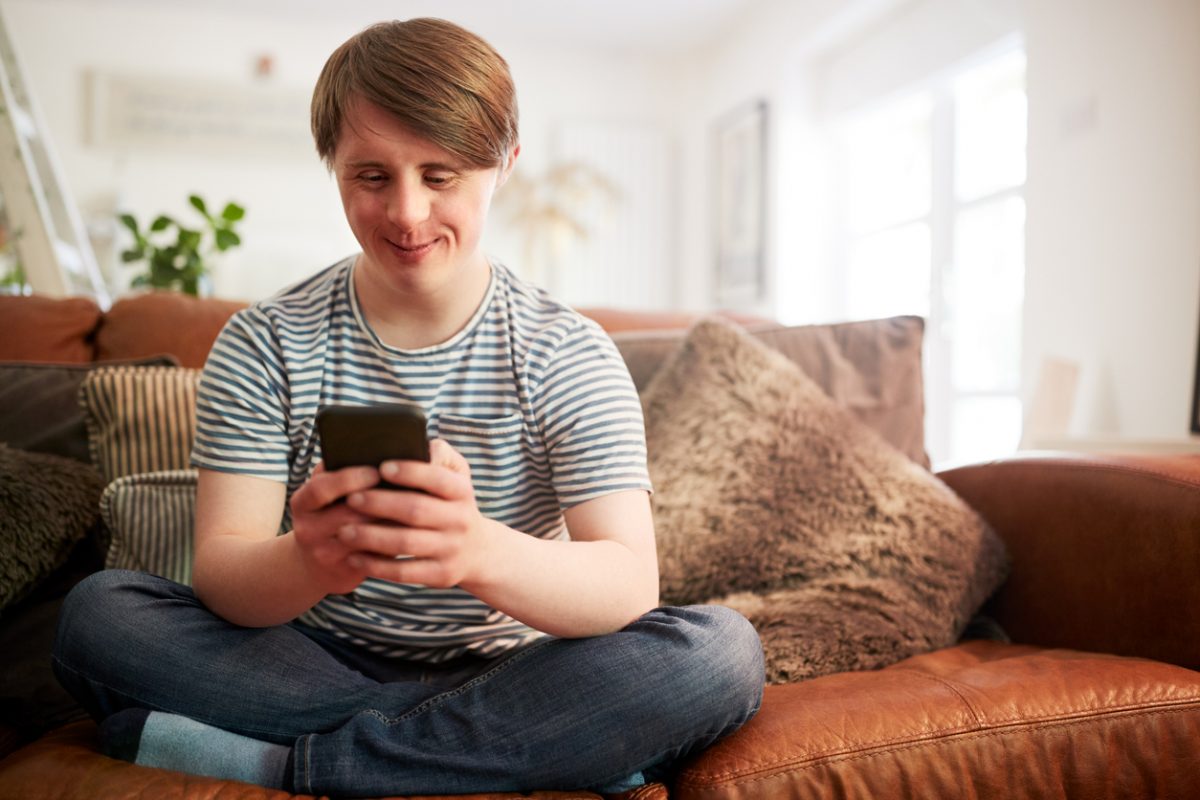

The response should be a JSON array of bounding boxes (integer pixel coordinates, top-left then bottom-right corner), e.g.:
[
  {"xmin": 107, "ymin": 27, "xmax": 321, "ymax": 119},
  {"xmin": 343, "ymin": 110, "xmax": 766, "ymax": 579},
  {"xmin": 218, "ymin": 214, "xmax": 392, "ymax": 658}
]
[{"xmin": 54, "ymin": 18, "xmax": 764, "ymax": 797}]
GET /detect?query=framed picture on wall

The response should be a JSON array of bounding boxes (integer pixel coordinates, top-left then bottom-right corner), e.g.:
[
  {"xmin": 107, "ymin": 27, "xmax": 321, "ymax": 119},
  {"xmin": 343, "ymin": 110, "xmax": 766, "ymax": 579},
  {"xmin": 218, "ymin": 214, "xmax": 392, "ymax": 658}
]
[{"xmin": 713, "ymin": 100, "xmax": 767, "ymax": 307}]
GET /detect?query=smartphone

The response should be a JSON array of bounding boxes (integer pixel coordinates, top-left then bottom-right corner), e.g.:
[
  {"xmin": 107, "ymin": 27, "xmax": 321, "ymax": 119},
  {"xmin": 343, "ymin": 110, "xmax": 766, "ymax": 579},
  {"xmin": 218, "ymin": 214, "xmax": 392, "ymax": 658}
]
[{"xmin": 316, "ymin": 404, "xmax": 430, "ymax": 486}]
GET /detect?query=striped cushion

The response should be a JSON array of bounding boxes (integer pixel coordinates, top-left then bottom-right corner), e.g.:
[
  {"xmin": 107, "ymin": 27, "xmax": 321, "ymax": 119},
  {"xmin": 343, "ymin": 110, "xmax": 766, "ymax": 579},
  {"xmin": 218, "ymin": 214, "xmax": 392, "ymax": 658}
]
[
  {"xmin": 78, "ymin": 365, "xmax": 201, "ymax": 484},
  {"xmin": 100, "ymin": 469, "xmax": 197, "ymax": 584}
]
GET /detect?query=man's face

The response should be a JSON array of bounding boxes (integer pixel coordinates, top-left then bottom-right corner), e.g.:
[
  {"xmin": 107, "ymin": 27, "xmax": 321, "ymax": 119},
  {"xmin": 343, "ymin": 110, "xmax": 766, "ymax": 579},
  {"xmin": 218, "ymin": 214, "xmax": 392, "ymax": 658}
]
[{"xmin": 332, "ymin": 98, "xmax": 514, "ymax": 293}]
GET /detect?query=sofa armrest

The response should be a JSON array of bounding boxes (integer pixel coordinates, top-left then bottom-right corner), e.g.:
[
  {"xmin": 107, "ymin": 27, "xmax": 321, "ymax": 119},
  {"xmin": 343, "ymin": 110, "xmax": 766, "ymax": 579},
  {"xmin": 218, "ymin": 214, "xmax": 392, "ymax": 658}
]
[{"xmin": 937, "ymin": 452, "xmax": 1200, "ymax": 669}]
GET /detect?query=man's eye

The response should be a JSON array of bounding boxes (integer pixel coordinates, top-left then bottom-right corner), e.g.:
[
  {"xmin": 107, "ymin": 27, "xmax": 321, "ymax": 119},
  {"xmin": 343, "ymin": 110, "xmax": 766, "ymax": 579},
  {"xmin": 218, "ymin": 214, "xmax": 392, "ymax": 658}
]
[
  {"xmin": 426, "ymin": 174, "xmax": 454, "ymax": 186},
  {"xmin": 361, "ymin": 173, "xmax": 386, "ymax": 184}
]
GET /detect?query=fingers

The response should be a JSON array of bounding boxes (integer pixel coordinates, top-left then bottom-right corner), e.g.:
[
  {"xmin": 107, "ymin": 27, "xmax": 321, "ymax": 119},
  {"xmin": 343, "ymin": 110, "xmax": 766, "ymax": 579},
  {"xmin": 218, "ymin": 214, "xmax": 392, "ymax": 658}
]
[
  {"xmin": 338, "ymin": 522, "xmax": 449, "ymax": 561},
  {"xmin": 428, "ymin": 438, "xmax": 470, "ymax": 473},
  {"xmin": 377, "ymin": 455, "xmax": 473, "ymax": 502},
  {"xmin": 345, "ymin": 483, "xmax": 459, "ymax": 530},
  {"xmin": 344, "ymin": 550, "xmax": 461, "ymax": 589},
  {"xmin": 291, "ymin": 463, "xmax": 380, "ymax": 513}
]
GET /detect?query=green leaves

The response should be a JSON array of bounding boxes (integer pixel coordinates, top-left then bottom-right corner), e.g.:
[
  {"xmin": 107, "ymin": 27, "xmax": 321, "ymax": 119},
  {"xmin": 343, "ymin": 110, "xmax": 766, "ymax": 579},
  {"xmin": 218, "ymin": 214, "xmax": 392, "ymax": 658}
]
[{"xmin": 118, "ymin": 194, "xmax": 246, "ymax": 296}]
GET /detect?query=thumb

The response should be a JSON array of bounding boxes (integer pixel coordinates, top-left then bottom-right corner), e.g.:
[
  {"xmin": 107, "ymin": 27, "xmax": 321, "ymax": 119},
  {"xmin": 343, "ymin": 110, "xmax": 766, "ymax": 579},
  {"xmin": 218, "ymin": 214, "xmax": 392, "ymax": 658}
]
[{"xmin": 428, "ymin": 438, "xmax": 470, "ymax": 475}]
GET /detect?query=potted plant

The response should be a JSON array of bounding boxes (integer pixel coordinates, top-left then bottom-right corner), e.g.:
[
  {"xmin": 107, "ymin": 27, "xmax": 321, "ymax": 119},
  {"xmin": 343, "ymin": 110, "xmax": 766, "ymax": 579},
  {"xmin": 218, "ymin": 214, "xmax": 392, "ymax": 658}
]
[
  {"xmin": 119, "ymin": 195, "xmax": 245, "ymax": 296},
  {"xmin": 0, "ymin": 223, "xmax": 28, "ymax": 295}
]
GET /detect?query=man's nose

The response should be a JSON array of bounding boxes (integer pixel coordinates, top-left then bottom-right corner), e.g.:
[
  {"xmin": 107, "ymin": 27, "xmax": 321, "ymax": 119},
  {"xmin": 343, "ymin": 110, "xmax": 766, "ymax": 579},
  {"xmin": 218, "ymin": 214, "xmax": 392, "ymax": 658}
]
[{"xmin": 387, "ymin": 182, "xmax": 430, "ymax": 230}]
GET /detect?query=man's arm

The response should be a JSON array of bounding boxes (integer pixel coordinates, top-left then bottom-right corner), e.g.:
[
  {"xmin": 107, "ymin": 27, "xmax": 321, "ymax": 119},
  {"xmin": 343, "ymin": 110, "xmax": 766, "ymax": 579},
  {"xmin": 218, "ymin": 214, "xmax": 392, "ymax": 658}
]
[
  {"xmin": 332, "ymin": 440, "xmax": 659, "ymax": 638},
  {"xmin": 191, "ymin": 465, "xmax": 380, "ymax": 627},
  {"xmin": 464, "ymin": 487, "xmax": 660, "ymax": 637}
]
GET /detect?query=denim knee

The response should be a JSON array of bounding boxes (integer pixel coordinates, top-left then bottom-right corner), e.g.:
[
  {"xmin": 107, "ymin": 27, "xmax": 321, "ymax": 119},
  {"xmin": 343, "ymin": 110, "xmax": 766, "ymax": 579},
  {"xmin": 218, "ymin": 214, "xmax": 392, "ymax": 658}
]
[
  {"xmin": 652, "ymin": 604, "xmax": 765, "ymax": 725},
  {"xmin": 53, "ymin": 570, "xmax": 174, "ymax": 675},
  {"xmin": 689, "ymin": 604, "xmax": 764, "ymax": 707}
]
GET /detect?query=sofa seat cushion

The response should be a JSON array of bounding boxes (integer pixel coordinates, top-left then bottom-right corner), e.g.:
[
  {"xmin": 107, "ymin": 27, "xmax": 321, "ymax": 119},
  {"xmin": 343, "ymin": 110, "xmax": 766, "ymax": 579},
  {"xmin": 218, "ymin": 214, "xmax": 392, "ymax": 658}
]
[
  {"xmin": 674, "ymin": 640, "xmax": 1200, "ymax": 800},
  {"xmin": 0, "ymin": 720, "xmax": 666, "ymax": 800}
]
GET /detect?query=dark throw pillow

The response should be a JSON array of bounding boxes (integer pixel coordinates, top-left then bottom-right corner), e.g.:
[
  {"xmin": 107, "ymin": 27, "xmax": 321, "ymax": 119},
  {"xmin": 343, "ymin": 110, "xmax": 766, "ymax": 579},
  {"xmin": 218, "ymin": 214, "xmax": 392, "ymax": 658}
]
[
  {"xmin": 0, "ymin": 356, "xmax": 178, "ymax": 464},
  {"xmin": 0, "ymin": 444, "xmax": 104, "ymax": 613}
]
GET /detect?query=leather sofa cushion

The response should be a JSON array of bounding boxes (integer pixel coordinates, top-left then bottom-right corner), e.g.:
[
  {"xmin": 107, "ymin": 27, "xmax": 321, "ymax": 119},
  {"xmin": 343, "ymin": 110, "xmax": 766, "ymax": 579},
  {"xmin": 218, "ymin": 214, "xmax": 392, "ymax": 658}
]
[
  {"xmin": 0, "ymin": 296, "xmax": 101, "ymax": 363},
  {"xmin": 940, "ymin": 453, "xmax": 1200, "ymax": 671},
  {"xmin": 0, "ymin": 720, "xmax": 664, "ymax": 799},
  {"xmin": 6, "ymin": 642, "xmax": 1193, "ymax": 799},
  {"xmin": 95, "ymin": 292, "xmax": 248, "ymax": 369},
  {"xmin": 674, "ymin": 640, "xmax": 1200, "ymax": 800}
]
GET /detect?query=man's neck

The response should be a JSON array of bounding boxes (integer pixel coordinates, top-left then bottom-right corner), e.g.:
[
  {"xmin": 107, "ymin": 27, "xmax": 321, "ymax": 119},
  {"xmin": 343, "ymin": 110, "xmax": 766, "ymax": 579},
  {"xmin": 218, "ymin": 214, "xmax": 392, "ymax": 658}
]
[{"xmin": 352, "ymin": 256, "xmax": 492, "ymax": 350}]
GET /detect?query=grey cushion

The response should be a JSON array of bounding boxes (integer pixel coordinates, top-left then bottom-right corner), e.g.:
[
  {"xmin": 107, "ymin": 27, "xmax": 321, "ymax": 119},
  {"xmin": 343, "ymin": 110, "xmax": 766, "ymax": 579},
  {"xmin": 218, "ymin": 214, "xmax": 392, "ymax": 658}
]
[{"xmin": 0, "ymin": 356, "xmax": 177, "ymax": 463}]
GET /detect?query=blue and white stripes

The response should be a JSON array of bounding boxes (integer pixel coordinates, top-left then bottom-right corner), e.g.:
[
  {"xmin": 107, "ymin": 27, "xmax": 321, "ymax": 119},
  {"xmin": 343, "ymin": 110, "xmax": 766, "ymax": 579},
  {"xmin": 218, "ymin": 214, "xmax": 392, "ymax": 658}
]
[{"xmin": 192, "ymin": 257, "xmax": 652, "ymax": 662}]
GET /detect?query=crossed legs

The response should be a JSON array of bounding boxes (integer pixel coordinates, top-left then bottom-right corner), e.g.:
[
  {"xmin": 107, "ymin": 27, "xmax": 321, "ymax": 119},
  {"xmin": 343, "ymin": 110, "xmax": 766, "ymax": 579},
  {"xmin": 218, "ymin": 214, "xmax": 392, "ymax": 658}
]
[{"xmin": 53, "ymin": 570, "xmax": 765, "ymax": 796}]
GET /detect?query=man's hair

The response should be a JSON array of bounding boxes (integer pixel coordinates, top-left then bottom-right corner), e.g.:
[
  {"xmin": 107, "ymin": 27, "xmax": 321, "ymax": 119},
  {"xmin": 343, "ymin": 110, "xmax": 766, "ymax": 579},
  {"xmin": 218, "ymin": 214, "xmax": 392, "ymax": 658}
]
[{"xmin": 311, "ymin": 18, "xmax": 518, "ymax": 169}]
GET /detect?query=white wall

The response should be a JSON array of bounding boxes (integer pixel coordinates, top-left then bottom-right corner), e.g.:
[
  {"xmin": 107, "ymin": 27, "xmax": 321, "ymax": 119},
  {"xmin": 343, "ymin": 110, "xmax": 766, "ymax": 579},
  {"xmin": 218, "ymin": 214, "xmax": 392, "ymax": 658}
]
[
  {"xmin": 673, "ymin": 0, "xmax": 1200, "ymax": 444},
  {"xmin": 5, "ymin": 0, "xmax": 1199, "ymax": 442},
  {"xmin": 669, "ymin": 0, "xmax": 855, "ymax": 315},
  {"xmin": 0, "ymin": 0, "xmax": 680, "ymax": 303},
  {"xmin": 1022, "ymin": 0, "xmax": 1200, "ymax": 441}
]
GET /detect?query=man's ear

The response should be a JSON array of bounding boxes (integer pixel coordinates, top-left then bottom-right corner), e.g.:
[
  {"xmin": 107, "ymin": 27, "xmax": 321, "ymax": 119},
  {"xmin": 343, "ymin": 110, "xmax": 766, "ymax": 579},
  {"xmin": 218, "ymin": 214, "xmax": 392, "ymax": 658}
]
[{"xmin": 495, "ymin": 144, "xmax": 520, "ymax": 189}]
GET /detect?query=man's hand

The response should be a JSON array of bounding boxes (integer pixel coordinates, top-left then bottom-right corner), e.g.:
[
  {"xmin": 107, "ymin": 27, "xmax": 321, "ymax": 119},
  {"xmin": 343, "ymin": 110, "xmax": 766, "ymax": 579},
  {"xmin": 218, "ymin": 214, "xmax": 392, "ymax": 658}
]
[
  {"xmin": 333, "ymin": 438, "xmax": 494, "ymax": 589},
  {"xmin": 288, "ymin": 462, "xmax": 382, "ymax": 595}
]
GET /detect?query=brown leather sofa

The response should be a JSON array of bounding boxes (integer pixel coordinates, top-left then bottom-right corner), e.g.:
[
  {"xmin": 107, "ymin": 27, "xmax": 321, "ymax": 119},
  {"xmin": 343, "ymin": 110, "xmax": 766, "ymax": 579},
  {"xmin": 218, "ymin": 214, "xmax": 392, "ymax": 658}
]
[{"xmin": 0, "ymin": 291, "xmax": 1198, "ymax": 800}]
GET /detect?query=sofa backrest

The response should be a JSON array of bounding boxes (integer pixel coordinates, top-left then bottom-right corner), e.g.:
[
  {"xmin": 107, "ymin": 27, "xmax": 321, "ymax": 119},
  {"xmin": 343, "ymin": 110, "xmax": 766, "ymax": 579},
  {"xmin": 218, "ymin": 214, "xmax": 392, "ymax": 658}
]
[
  {"xmin": 0, "ymin": 294, "xmax": 929, "ymax": 465},
  {"xmin": 612, "ymin": 317, "xmax": 929, "ymax": 468},
  {"xmin": 0, "ymin": 293, "xmax": 247, "ymax": 367},
  {"xmin": 0, "ymin": 295, "xmax": 103, "ymax": 362}
]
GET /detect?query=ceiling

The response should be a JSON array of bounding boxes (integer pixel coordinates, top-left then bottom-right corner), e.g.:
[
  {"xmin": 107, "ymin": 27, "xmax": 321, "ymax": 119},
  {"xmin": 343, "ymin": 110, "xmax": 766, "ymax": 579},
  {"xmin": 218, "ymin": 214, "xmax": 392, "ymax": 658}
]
[{"xmin": 81, "ymin": 0, "xmax": 765, "ymax": 55}]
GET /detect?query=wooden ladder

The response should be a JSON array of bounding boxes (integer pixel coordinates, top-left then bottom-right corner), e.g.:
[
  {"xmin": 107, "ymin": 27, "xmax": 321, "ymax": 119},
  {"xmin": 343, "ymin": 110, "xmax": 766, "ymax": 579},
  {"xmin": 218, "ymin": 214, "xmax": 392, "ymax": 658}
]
[{"xmin": 0, "ymin": 7, "xmax": 109, "ymax": 306}]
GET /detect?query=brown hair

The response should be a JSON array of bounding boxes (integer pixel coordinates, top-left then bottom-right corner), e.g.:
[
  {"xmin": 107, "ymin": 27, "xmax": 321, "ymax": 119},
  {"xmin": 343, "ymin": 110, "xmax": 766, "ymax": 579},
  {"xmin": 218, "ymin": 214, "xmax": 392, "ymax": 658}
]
[{"xmin": 311, "ymin": 18, "xmax": 518, "ymax": 169}]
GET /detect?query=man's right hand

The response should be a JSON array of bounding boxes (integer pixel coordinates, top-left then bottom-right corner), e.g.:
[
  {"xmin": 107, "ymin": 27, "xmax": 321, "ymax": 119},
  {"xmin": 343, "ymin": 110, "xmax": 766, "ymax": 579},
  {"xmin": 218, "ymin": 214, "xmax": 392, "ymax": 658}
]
[{"xmin": 288, "ymin": 462, "xmax": 382, "ymax": 595}]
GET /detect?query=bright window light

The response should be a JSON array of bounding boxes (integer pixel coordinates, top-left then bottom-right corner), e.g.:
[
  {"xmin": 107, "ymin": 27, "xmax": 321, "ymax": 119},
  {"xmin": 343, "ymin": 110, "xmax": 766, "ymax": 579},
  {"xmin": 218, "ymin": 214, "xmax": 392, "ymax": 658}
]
[
  {"xmin": 846, "ymin": 222, "xmax": 931, "ymax": 320},
  {"xmin": 843, "ymin": 94, "xmax": 932, "ymax": 234},
  {"xmin": 955, "ymin": 50, "xmax": 1028, "ymax": 202},
  {"xmin": 827, "ymin": 45, "xmax": 1027, "ymax": 468}
]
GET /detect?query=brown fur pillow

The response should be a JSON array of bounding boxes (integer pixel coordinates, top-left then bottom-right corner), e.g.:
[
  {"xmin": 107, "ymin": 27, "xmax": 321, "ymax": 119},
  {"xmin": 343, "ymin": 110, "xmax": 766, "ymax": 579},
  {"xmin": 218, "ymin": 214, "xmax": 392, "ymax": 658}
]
[{"xmin": 642, "ymin": 318, "xmax": 1008, "ymax": 683}]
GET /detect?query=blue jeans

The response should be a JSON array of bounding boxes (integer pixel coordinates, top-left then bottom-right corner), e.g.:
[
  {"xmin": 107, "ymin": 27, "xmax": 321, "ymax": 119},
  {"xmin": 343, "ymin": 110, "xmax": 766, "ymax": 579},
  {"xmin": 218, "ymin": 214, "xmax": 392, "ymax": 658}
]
[{"xmin": 52, "ymin": 570, "xmax": 765, "ymax": 796}]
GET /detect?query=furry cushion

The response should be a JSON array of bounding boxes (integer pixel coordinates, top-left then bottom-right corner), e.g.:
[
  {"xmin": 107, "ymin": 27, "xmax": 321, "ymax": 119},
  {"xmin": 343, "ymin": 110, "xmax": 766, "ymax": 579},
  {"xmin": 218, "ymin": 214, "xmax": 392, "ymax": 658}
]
[
  {"xmin": 642, "ymin": 318, "xmax": 1008, "ymax": 683},
  {"xmin": 0, "ymin": 444, "xmax": 104, "ymax": 612}
]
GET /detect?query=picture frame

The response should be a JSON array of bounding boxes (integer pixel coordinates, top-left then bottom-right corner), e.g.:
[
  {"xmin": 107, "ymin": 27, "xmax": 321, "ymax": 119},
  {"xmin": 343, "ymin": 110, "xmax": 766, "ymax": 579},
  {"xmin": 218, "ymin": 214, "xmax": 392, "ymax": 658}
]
[{"xmin": 713, "ymin": 100, "xmax": 767, "ymax": 306}]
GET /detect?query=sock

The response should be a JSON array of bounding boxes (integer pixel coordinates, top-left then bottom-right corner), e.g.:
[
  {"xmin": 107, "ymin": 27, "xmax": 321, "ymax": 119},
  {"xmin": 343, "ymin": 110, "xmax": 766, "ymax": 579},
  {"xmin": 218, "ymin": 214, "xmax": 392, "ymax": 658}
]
[
  {"xmin": 100, "ymin": 708, "xmax": 293, "ymax": 790},
  {"xmin": 593, "ymin": 770, "xmax": 646, "ymax": 794}
]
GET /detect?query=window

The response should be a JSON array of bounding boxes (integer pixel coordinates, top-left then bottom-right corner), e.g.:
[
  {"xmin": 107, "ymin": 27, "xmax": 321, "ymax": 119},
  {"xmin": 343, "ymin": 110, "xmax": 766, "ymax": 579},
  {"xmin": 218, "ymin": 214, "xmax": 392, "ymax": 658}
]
[{"xmin": 829, "ymin": 47, "xmax": 1026, "ymax": 467}]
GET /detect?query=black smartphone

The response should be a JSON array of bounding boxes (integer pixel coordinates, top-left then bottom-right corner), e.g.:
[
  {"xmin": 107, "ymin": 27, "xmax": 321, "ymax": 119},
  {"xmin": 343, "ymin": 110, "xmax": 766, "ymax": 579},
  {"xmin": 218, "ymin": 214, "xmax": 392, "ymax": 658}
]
[{"xmin": 316, "ymin": 404, "xmax": 430, "ymax": 485}]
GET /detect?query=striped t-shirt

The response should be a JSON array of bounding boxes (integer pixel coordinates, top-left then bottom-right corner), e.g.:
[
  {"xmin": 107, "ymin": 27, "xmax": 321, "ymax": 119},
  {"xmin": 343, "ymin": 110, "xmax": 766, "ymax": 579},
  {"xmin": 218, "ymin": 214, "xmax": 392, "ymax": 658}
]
[{"xmin": 192, "ymin": 256, "xmax": 652, "ymax": 662}]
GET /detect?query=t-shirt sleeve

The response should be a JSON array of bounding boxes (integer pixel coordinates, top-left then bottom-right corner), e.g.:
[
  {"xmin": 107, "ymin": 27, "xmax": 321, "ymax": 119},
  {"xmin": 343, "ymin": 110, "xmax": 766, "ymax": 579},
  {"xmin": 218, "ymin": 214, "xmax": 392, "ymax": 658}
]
[
  {"xmin": 191, "ymin": 308, "xmax": 293, "ymax": 482},
  {"xmin": 531, "ymin": 318, "xmax": 653, "ymax": 509}
]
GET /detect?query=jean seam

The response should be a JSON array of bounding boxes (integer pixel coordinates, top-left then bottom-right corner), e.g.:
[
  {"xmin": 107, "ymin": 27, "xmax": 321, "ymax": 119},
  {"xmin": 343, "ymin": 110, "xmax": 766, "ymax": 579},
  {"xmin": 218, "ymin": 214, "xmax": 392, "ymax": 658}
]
[
  {"xmin": 299, "ymin": 733, "xmax": 312, "ymax": 794},
  {"xmin": 361, "ymin": 637, "xmax": 555, "ymax": 727},
  {"xmin": 52, "ymin": 655, "xmax": 173, "ymax": 716}
]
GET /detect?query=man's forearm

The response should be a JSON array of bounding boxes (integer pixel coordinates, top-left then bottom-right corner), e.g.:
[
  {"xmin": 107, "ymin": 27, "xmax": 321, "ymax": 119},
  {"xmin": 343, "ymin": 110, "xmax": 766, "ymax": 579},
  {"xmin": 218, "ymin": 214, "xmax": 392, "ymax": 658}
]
[
  {"xmin": 459, "ymin": 520, "xmax": 660, "ymax": 638},
  {"xmin": 192, "ymin": 533, "xmax": 328, "ymax": 628}
]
